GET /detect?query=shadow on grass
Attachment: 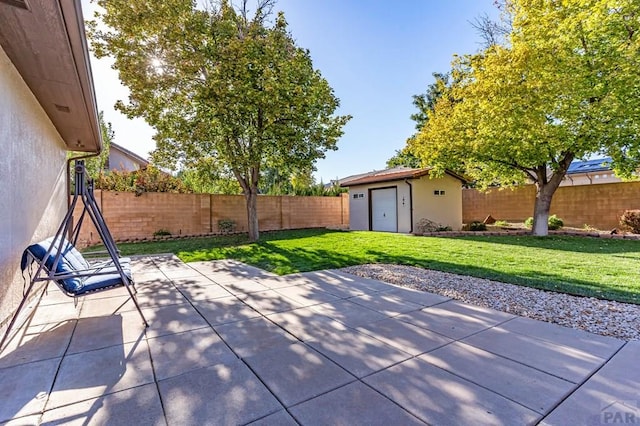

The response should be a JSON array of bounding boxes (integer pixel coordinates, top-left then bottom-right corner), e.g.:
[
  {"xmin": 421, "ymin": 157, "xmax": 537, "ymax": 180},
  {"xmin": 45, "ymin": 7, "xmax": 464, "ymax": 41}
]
[
  {"xmin": 452, "ymin": 234, "xmax": 640, "ymax": 255},
  {"xmin": 184, "ymin": 241, "xmax": 366, "ymax": 276},
  {"xmin": 362, "ymin": 250, "xmax": 640, "ymax": 304},
  {"xmin": 184, "ymin": 241, "xmax": 640, "ymax": 304}
]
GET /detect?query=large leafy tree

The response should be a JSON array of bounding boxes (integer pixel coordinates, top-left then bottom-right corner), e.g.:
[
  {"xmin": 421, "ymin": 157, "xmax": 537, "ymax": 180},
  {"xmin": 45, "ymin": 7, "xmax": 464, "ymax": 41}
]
[
  {"xmin": 411, "ymin": 0, "xmax": 640, "ymax": 235},
  {"xmin": 88, "ymin": 0, "xmax": 350, "ymax": 241},
  {"xmin": 386, "ymin": 72, "xmax": 451, "ymax": 169}
]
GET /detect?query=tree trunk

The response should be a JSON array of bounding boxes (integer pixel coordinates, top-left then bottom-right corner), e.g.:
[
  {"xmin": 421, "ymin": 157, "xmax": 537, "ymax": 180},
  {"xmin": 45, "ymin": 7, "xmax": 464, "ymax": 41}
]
[
  {"xmin": 245, "ymin": 189, "xmax": 259, "ymax": 242},
  {"xmin": 532, "ymin": 183, "xmax": 554, "ymax": 236},
  {"xmin": 530, "ymin": 153, "xmax": 575, "ymax": 236}
]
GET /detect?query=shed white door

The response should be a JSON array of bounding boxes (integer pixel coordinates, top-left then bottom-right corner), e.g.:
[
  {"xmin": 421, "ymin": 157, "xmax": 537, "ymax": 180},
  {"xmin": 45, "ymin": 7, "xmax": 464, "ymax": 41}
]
[{"xmin": 371, "ymin": 187, "xmax": 398, "ymax": 232}]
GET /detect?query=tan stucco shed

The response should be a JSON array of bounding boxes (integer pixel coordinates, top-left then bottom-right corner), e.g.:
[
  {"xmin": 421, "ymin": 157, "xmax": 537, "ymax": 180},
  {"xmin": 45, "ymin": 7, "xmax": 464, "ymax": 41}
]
[{"xmin": 342, "ymin": 167, "xmax": 465, "ymax": 233}]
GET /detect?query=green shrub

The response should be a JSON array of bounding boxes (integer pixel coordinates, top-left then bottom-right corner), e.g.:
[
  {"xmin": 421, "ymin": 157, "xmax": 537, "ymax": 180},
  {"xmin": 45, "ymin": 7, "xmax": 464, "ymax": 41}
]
[
  {"xmin": 620, "ymin": 210, "xmax": 640, "ymax": 233},
  {"xmin": 525, "ymin": 215, "xmax": 564, "ymax": 230},
  {"xmin": 153, "ymin": 228, "xmax": 172, "ymax": 237},
  {"xmin": 468, "ymin": 221, "xmax": 487, "ymax": 231},
  {"xmin": 494, "ymin": 220, "xmax": 509, "ymax": 227},
  {"xmin": 218, "ymin": 219, "xmax": 236, "ymax": 234},
  {"xmin": 548, "ymin": 215, "xmax": 564, "ymax": 230}
]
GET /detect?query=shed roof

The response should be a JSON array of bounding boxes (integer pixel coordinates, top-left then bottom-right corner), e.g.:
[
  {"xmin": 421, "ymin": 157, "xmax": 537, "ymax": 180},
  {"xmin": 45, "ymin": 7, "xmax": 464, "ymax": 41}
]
[{"xmin": 341, "ymin": 167, "xmax": 466, "ymax": 187}]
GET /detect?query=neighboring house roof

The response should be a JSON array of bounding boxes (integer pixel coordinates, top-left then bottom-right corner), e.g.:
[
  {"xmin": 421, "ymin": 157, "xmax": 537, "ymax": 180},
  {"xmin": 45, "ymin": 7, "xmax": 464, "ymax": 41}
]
[
  {"xmin": 110, "ymin": 143, "xmax": 150, "ymax": 168},
  {"xmin": 0, "ymin": 0, "xmax": 101, "ymax": 152},
  {"xmin": 567, "ymin": 157, "xmax": 612, "ymax": 175},
  {"xmin": 341, "ymin": 167, "xmax": 466, "ymax": 187}
]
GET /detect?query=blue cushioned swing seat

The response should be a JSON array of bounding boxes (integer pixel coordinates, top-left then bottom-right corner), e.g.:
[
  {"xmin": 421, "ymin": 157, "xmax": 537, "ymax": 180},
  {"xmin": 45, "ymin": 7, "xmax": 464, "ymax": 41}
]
[{"xmin": 21, "ymin": 237, "xmax": 133, "ymax": 295}]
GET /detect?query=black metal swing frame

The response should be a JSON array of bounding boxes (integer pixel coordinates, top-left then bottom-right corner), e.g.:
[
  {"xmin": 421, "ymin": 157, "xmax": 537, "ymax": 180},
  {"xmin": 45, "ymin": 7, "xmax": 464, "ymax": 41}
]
[{"xmin": 0, "ymin": 160, "xmax": 149, "ymax": 352}]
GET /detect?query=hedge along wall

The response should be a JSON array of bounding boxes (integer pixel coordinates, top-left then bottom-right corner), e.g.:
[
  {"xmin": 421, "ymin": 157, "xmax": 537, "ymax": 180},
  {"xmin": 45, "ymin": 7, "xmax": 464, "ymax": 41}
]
[
  {"xmin": 462, "ymin": 181, "xmax": 640, "ymax": 229},
  {"xmin": 74, "ymin": 191, "xmax": 349, "ymax": 246}
]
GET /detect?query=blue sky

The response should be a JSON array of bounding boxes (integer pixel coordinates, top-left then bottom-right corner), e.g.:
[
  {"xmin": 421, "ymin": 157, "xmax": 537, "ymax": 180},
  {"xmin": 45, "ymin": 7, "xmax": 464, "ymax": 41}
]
[{"xmin": 82, "ymin": 0, "xmax": 498, "ymax": 182}]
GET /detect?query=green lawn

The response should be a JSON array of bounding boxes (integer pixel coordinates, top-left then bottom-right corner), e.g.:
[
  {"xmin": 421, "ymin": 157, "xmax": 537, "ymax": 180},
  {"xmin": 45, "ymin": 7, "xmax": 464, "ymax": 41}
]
[{"xmin": 110, "ymin": 229, "xmax": 640, "ymax": 304}]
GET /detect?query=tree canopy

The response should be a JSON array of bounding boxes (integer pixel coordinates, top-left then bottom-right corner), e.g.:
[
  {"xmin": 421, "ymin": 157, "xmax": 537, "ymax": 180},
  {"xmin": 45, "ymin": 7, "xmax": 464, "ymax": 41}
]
[
  {"xmin": 88, "ymin": 0, "xmax": 350, "ymax": 240},
  {"xmin": 411, "ymin": 0, "xmax": 640, "ymax": 235}
]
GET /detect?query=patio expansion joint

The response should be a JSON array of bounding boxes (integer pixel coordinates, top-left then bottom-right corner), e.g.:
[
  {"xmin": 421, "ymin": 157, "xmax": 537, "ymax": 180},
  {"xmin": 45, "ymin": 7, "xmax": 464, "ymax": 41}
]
[
  {"xmin": 142, "ymin": 329, "xmax": 170, "ymax": 426},
  {"xmin": 537, "ymin": 340, "xmax": 629, "ymax": 424},
  {"xmin": 34, "ymin": 318, "xmax": 80, "ymax": 424}
]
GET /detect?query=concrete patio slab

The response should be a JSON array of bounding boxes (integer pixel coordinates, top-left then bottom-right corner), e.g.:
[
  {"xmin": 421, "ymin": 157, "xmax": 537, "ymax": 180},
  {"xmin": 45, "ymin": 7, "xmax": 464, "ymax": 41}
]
[
  {"xmin": 462, "ymin": 326, "xmax": 612, "ymax": 383},
  {"xmin": 0, "ymin": 357, "xmax": 61, "ymax": 422},
  {"xmin": 541, "ymin": 340, "xmax": 640, "ymax": 426},
  {"xmin": 499, "ymin": 316, "xmax": 626, "ymax": 359},
  {"xmin": 214, "ymin": 316, "xmax": 298, "ymax": 358},
  {"xmin": 364, "ymin": 357, "xmax": 540, "ymax": 425},
  {"xmin": 142, "ymin": 303, "xmax": 209, "ymax": 339},
  {"xmin": 275, "ymin": 284, "xmax": 340, "ymax": 307},
  {"xmin": 1, "ymin": 255, "xmax": 635, "ymax": 426},
  {"xmin": 146, "ymin": 327, "xmax": 238, "ymax": 380},
  {"xmin": 350, "ymin": 292, "xmax": 423, "ymax": 317},
  {"xmin": 306, "ymin": 328, "xmax": 412, "ymax": 378},
  {"xmin": 40, "ymin": 383, "xmax": 166, "ymax": 426},
  {"xmin": 46, "ymin": 340, "xmax": 154, "ymax": 410},
  {"xmin": 289, "ymin": 381, "xmax": 425, "ymax": 425},
  {"xmin": 258, "ymin": 274, "xmax": 315, "ymax": 289},
  {"xmin": 156, "ymin": 265, "xmax": 202, "ymax": 280},
  {"xmin": 247, "ymin": 409, "xmax": 298, "ymax": 425},
  {"xmin": 238, "ymin": 289, "xmax": 303, "ymax": 314},
  {"xmin": 382, "ymin": 286, "xmax": 451, "ymax": 307},
  {"xmin": 419, "ymin": 341, "xmax": 576, "ymax": 414},
  {"xmin": 324, "ymin": 270, "xmax": 396, "ymax": 293},
  {"xmin": 266, "ymin": 307, "xmax": 349, "ymax": 341},
  {"xmin": 78, "ymin": 294, "xmax": 136, "ymax": 318},
  {"xmin": 27, "ymin": 302, "xmax": 79, "ymax": 326},
  {"xmin": 356, "ymin": 317, "xmax": 453, "ymax": 356},
  {"xmin": 158, "ymin": 359, "xmax": 282, "ymax": 426},
  {"xmin": 38, "ymin": 283, "xmax": 77, "ymax": 306},
  {"xmin": 309, "ymin": 299, "xmax": 387, "ymax": 327},
  {"xmin": 133, "ymin": 284, "xmax": 189, "ymax": 309},
  {"xmin": 0, "ymin": 321, "xmax": 75, "ymax": 368},
  {"xmin": 219, "ymin": 278, "xmax": 270, "ymax": 295},
  {"xmin": 191, "ymin": 296, "xmax": 261, "ymax": 326},
  {"xmin": 175, "ymin": 280, "xmax": 233, "ymax": 302},
  {"xmin": 132, "ymin": 270, "xmax": 168, "ymax": 283},
  {"xmin": 67, "ymin": 312, "xmax": 145, "ymax": 355},
  {"xmin": 398, "ymin": 300, "xmax": 514, "ymax": 339},
  {"xmin": 168, "ymin": 275, "xmax": 217, "ymax": 288},
  {"xmin": 301, "ymin": 272, "xmax": 368, "ymax": 299},
  {"xmin": 244, "ymin": 342, "xmax": 355, "ymax": 407}
]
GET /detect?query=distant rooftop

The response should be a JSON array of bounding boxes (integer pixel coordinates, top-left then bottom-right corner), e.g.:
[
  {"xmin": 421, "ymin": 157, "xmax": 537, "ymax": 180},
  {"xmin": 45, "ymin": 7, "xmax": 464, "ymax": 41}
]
[{"xmin": 567, "ymin": 158, "xmax": 612, "ymax": 175}]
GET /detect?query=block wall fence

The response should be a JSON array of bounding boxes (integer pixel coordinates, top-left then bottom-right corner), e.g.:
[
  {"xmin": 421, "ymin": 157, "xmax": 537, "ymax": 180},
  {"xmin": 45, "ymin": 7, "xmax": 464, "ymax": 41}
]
[
  {"xmin": 74, "ymin": 182, "xmax": 640, "ymax": 245},
  {"xmin": 463, "ymin": 181, "xmax": 640, "ymax": 230},
  {"xmin": 74, "ymin": 191, "xmax": 349, "ymax": 246}
]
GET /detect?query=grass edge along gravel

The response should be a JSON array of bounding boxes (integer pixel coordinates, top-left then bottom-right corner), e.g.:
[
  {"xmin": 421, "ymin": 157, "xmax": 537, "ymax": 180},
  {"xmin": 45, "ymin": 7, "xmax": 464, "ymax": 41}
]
[{"xmin": 109, "ymin": 228, "xmax": 640, "ymax": 304}]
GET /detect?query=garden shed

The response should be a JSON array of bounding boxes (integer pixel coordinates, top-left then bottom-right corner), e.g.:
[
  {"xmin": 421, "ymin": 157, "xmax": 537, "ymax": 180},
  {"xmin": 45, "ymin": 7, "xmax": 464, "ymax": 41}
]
[{"xmin": 341, "ymin": 167, "xmax": 465, "ymax": 233}]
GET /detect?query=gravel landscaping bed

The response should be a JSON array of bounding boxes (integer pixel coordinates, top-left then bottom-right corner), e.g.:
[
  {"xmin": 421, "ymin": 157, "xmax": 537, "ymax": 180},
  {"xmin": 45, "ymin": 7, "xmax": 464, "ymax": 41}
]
[{"xmin": 341, "ymin": 264, "xmax": 640, "ymax": 341}]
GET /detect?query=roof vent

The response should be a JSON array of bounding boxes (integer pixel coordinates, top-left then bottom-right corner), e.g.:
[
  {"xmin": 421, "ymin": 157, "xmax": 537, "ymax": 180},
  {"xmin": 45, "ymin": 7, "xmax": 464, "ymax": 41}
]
[
  {"xmin": 0, "ymin": 0, "xmax": 30, "ymax": 10},
  {"xmin": 54, "ymin": 104, "xmax": 71, "ymax": 113}
]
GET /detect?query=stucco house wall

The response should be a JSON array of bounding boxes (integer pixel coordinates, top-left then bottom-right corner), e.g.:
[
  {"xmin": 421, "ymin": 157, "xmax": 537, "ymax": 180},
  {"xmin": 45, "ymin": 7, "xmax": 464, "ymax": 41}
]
[
  {"xmin": 411, "ymin": 174, "xmax": 463, "ymax": 231},
  {"xmin": 0, "ymin": 45, "xmax": 69, "ymax": 328}
]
